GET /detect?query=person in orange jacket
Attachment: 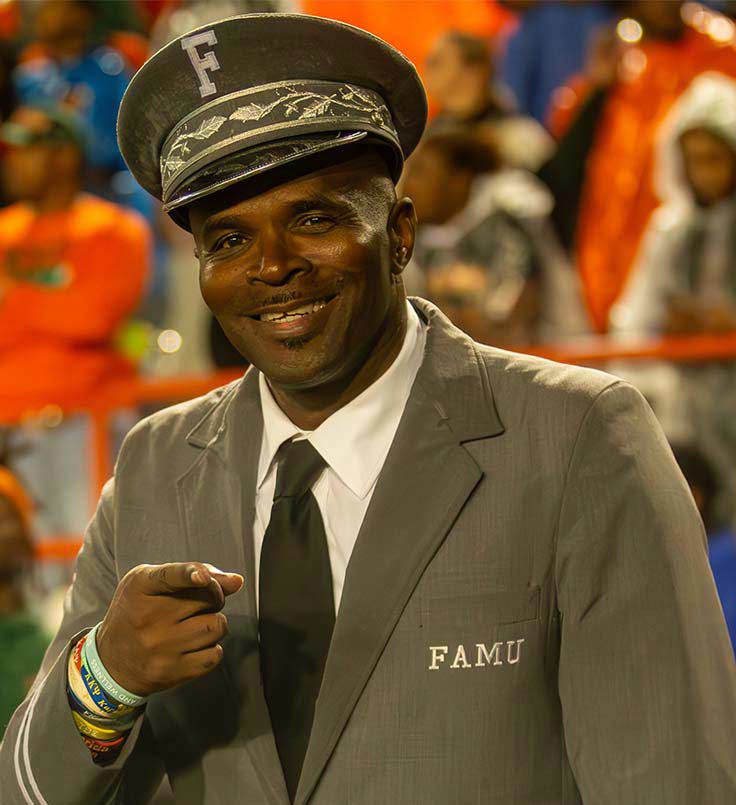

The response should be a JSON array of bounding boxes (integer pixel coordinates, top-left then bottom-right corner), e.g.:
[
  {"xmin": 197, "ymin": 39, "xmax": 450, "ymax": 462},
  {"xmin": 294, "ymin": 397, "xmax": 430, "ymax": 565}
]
[
  {"xmin": 542, "ymin": 1, "xmax": 736, "ymax": 332},
  {"xmin": 0, "ymin": 104, "xmax": 150, "ymax": 422}
]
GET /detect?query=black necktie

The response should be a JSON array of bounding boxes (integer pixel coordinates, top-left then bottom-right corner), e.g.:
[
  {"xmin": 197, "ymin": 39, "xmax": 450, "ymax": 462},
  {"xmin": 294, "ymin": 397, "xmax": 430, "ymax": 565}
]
[{"xmin": 259, "ymin": 439, "xmax": 335, "ymax": 801}]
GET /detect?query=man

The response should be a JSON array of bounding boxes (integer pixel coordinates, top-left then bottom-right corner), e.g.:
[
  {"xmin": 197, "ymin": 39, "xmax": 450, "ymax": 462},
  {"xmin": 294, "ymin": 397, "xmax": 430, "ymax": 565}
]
[{"xmin": 1, "ymin": 14, "xmax": 735, "ymax": 805}]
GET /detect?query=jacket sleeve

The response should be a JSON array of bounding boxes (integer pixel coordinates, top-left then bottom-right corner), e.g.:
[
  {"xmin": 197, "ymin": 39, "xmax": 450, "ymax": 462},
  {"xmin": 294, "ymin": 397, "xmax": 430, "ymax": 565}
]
[
  {"xmin": 0, "ymin": 479, "xmax": 164, "ymax": 805},
  {"xmin": 556, "ymin": 381, "xmax": 736, "ymax": 804}
]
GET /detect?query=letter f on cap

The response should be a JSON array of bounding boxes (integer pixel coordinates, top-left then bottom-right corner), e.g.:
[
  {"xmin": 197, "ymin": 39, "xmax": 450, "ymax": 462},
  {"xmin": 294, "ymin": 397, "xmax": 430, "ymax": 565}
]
[{"xmin": 181, "ymin": 30, "xmax": 220, "ymax": 98}]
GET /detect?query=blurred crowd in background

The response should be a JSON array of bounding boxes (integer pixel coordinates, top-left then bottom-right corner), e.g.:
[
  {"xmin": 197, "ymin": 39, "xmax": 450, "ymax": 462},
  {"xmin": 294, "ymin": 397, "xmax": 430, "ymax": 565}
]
[{"xmin": 1, "ymin": 0, "xmax": 736, "ymax": 736}]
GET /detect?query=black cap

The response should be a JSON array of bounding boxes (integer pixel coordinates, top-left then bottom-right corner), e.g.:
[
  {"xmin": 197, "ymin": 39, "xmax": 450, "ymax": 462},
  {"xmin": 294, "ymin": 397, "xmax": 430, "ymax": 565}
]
[{"xmin": 117, "ymin": 13, "xmax": 427, "ymax": 228}]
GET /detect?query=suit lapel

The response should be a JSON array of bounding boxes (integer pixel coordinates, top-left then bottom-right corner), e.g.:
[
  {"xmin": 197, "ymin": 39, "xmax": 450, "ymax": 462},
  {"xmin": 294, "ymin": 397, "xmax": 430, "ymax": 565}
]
[
  {"xmin": 175, "ymin": 369, "xmax": 290, "ymax": 805},
  {"xmin": 296, "ymin": 301, "xmax": 504, "ymax": 804}
]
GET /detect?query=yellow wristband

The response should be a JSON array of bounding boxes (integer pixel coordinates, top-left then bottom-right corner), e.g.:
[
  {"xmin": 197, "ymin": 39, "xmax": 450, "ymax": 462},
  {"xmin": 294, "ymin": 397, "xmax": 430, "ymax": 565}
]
[
  {"xmin": 67, "ymin": 649, "xmax": 110, "ymax": 718},
  {"xmin": 71, "ymin": 710, "xmax": 124, "ymax": 741}
]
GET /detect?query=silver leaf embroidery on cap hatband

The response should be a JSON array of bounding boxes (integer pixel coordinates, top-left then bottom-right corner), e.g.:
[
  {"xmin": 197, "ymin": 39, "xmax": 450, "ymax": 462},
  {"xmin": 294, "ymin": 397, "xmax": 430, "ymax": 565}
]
[
  {"xmin": 159, "ymin": 79, "xmax": 397, "ymax": 194},
  {"xmin": 164, "ymin": 132, "xmax": 368, "ymax": 212}
]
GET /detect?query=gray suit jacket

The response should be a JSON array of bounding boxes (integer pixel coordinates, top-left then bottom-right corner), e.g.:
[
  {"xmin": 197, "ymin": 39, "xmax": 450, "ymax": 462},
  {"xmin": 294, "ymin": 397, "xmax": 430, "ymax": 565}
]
[{"xmin": 2, "ymin": 299, "xmax": 735, "ymax": 804}]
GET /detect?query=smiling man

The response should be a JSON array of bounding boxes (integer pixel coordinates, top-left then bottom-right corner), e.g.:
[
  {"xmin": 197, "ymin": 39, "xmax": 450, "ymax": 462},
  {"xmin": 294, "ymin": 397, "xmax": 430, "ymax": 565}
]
[
  {"xmin": 1, "ymin": 14, "xmax": 735, "ymax": 805},
  {"xmin": 190, "ymin": 149, "xmax": 414, "ymax": 428}
]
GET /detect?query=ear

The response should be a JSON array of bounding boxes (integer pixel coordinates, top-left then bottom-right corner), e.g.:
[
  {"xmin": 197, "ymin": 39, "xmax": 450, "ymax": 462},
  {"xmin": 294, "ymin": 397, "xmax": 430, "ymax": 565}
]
[{"xmin": 387, "ymin": 197, "xmax": 416, "ymax": 276}]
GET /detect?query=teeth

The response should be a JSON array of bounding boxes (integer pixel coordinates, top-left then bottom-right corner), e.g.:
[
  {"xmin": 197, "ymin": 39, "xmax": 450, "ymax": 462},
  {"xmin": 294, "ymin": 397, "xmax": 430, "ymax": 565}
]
[{"xmin": 259, "ymin": 298, "xmax": 329, "ymax": 322}]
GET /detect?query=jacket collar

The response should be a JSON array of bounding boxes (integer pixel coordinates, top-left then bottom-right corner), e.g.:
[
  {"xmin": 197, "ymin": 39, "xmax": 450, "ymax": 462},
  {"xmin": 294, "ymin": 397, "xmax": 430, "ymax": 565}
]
[{"xmin": 185, "ymin": 297, "xmax": 505, "ymax": 455}]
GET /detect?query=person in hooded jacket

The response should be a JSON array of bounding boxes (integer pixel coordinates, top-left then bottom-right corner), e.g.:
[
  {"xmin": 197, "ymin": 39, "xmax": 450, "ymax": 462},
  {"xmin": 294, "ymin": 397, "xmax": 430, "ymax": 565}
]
[
  {"xmin": 612, "ymin": 72, "xmax": 736, "ymax": 337},
  {"xmin": 612, "ymin": 70, "xmax": 736, "ymax": 525}
]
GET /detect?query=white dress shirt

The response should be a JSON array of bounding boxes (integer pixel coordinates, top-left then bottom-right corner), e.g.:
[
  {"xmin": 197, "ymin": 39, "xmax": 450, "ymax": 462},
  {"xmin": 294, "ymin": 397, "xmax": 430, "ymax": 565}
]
[{"xmin": 254, "ymin": 300, "xmax": 426, "ymax": 614}]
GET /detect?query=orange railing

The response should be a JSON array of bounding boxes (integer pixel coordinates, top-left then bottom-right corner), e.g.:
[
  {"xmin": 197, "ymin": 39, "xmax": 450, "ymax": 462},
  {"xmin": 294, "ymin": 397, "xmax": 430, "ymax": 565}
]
[{"xmin": 29, "ymin": 332, "xmax": 736, "ymax": 562}]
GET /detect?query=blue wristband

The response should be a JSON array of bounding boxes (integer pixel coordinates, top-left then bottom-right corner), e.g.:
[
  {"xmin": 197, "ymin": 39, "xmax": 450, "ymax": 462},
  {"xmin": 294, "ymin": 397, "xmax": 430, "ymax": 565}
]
[
  {"xmin": 66, "ymin": 687, "xmax": 138, "ymax": 732},
  {"xmin": 84, "ymin": 624, "xmax": 148, "ymax": 709},
  {"xmin": 78, "ymin": 645, "xmax": 128, "ymax": 716}
]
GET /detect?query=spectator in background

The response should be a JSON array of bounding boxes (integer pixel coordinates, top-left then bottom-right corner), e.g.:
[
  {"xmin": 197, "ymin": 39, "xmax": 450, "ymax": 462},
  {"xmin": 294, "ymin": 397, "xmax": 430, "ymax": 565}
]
[
  {"xmin": 0, "ymin": 105, "xmax": 149, "ymax": 536},
  {"xmin": 0, "ymin": 104, "xmax": 149, "ymax": 419},
  {"xmin": 542, "ymin": 1, "xmax": 736, "ymax": 332},
  {"xmin": 672, "ymin": 443, "xmax": 736, "ymax": 653},
  {"xmin": 401, "ymin": 128, "xmax": 584, "ymax": 344},
  {"xmin": 612, "ymin": 72, "xmax": 736, "ymax": 336},
  {"xmin": 12, "ymin": 0, "xmax": 151, "ymax": 219},
  {"xmin": 499, "ymin": 0, "xmax": 615, "ymax": 124},
  {"xmin": 0, "ymin": 455, "xmax": 48, "ymax": 737},
  {"xmin": 611, "ymin": 73, "xmax": 736, "ymax": 525},
  {"xmin": 424, "ymin": 29, "xmax": 552, "ymax": 170}
]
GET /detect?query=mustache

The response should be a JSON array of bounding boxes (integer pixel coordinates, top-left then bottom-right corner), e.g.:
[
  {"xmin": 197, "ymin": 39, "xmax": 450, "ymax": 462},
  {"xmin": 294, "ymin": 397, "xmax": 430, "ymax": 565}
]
[{"xmin": 227, "ymin": 278, "xmax": 346, "ymax": 315}]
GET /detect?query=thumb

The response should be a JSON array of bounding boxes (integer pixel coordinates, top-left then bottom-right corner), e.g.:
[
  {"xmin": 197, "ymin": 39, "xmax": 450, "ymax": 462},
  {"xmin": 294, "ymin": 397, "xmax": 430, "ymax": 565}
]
[{"xmin": 204, "ymin": 564, "xmax": 244, "ymax": 596}]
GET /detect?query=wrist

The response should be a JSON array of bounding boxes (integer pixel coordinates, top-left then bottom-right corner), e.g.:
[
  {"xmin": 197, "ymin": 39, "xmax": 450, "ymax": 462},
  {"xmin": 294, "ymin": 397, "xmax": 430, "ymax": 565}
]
[
  {"xmin": 86, "ymin": 623, "xmax": 148, "ymax": 708},
  {"xmin": 66, "ymin": 631, "xmax": 144, "ymax": 767},
  {"xmin": 67, "ymin": 633, "xmax": 143, "ymax": 719}
]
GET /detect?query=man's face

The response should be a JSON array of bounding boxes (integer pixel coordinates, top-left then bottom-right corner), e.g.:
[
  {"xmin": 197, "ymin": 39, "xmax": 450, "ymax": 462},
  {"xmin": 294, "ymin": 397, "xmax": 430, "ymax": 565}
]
[
  {"xmin": 190, "ymin": 152, "xmax": 413, "ymax": 391},
  {"xmin": 680, "ymin": 128, "xmax": 736, "ymax": 206}
]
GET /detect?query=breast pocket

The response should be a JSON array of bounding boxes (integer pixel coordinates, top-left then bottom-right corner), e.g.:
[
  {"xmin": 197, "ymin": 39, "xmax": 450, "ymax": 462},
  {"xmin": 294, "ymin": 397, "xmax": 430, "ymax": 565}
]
[{"xmin": 419, "ymin": 584, "xmax": 541, "ymax": 630}]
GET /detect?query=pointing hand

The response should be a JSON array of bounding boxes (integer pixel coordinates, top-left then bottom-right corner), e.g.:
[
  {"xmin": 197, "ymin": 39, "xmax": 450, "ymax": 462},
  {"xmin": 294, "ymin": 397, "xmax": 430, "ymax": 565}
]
[{"xmin": 95, "ymin": 562, "xmax": 244, "ymax": 697}]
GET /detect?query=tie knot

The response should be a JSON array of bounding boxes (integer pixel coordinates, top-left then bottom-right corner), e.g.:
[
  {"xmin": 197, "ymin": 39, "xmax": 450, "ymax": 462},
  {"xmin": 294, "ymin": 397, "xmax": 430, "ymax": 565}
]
[{"xmin": 274, "ymin": 439, "xmax": 326, "ymax": 500}]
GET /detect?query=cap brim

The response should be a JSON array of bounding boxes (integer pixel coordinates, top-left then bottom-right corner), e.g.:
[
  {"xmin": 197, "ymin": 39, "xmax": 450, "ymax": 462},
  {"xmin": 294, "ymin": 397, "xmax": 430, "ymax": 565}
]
[{"xmin": 165, "ymin": 130, "xmax": 378, "ymax": 229}]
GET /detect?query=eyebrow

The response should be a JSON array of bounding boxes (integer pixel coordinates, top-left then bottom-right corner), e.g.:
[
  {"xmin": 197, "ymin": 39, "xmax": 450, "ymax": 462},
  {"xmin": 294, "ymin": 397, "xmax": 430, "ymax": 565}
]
[{"xmin": 201, "ymin": 192, "xmax": 355, "ymax": 240}]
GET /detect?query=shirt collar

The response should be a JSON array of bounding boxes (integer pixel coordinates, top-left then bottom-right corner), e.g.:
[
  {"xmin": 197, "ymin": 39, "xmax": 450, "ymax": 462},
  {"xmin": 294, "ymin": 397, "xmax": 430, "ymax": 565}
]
[{"xmin": 257, "ymin": 300, "xmax": 426, "ymax": 498}]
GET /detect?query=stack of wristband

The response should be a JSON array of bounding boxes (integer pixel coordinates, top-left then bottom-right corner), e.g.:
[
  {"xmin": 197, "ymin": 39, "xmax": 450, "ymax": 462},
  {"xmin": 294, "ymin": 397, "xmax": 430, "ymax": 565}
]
[{"xmin": 66, "ymin": 623, "xmax": 147, "ymax": 765}]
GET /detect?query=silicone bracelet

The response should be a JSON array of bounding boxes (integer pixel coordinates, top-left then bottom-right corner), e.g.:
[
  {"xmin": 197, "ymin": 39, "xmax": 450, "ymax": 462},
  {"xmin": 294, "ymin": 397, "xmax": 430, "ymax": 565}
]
[
  {"xmin": 67, "ymin": 688, "xmax": 138, "ymax": 732},
  {"xmin": 79, "ymin": 730, "xmax": 127, "ymax": 766},
  {"xmin": 68, "ymin": 637, "xmax": 139, "ymax": 725},
  {"xmin": 71, "ymin": 711, "xmax": 124, "ymax": 741},
  {"xmin": 84, "ymin": 624, "xmax": 148, "ymax": 708},
  {"xmin": 67, "ymin": 643, "xmax": 111, "ymax": 719},
  {"xmin": 79, "ymin": 635, "xmax": 142, "ymax": 715},
  {"xmin": 80, "ymin": 733, "xmax": 126, "ymax": 753},
  {"xmin": 78, "ymin": 650, "xmax": 127, "ymax": 716}
]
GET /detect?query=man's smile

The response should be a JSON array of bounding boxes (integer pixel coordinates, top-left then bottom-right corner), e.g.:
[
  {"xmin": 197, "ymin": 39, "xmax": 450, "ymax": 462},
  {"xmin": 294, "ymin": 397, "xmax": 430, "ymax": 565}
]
[
  {"xmin": 247, "ymin": 291, "xmax": 340, "ymax": 322},
  {"xmin": 244, "ymin": 292, "xmax": 342, "ymax": 337}
]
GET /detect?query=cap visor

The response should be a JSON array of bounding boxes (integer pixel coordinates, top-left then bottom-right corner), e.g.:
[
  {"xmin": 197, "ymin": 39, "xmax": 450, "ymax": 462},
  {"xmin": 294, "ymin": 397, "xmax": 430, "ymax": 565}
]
[{"xmin": 163, "ymin": 130, "xmax": 368, "ymax": 214}]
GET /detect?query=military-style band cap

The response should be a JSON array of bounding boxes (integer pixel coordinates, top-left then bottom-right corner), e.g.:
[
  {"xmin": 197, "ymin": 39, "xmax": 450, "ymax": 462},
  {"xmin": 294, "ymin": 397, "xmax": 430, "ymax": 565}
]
[{"xmin": 117, "ymin": 13, "xmax": 427, "ymax": 225}]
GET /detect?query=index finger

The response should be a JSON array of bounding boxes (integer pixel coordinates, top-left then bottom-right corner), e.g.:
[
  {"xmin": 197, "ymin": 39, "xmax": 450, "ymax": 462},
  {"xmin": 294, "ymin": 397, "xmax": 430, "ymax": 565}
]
[{"xmin": 136, "ymin": 562, "xmax": 215, "ymax": 595}]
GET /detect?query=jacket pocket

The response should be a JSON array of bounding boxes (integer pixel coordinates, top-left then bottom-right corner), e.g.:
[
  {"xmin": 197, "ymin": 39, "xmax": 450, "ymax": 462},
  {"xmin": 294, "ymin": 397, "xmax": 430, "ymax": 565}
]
[{"xmin": 419, "ymin": 585, "xmax": 541, "ymax": 629}]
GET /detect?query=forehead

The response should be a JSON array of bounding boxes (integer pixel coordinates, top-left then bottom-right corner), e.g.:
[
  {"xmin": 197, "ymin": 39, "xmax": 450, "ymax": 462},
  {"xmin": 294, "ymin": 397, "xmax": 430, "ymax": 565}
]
[
  {"xmin": 189, "ymin": 150, "xmax": 391, "ymax": 230},
  {"xmin": 680, "ymin": 128, "xmax": 734, "ymax": 153}
]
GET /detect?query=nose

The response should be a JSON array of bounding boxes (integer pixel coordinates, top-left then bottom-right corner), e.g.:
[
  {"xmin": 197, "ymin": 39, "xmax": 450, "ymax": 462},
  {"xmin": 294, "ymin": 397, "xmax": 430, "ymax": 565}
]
[{"xmin": 251, "ymin": 227, "xmax": 311, "ymax": 286}]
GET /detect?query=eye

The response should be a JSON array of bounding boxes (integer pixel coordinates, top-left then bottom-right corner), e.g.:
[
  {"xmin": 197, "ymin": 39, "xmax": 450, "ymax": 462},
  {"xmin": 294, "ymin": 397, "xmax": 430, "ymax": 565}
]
[
  {"xmin": 296, "ymin": 214, "xmax": 336, "ymax": 232},
  {"xmin": 212, "ymin": 233, "xmax": 248, "ymax": 251}
]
